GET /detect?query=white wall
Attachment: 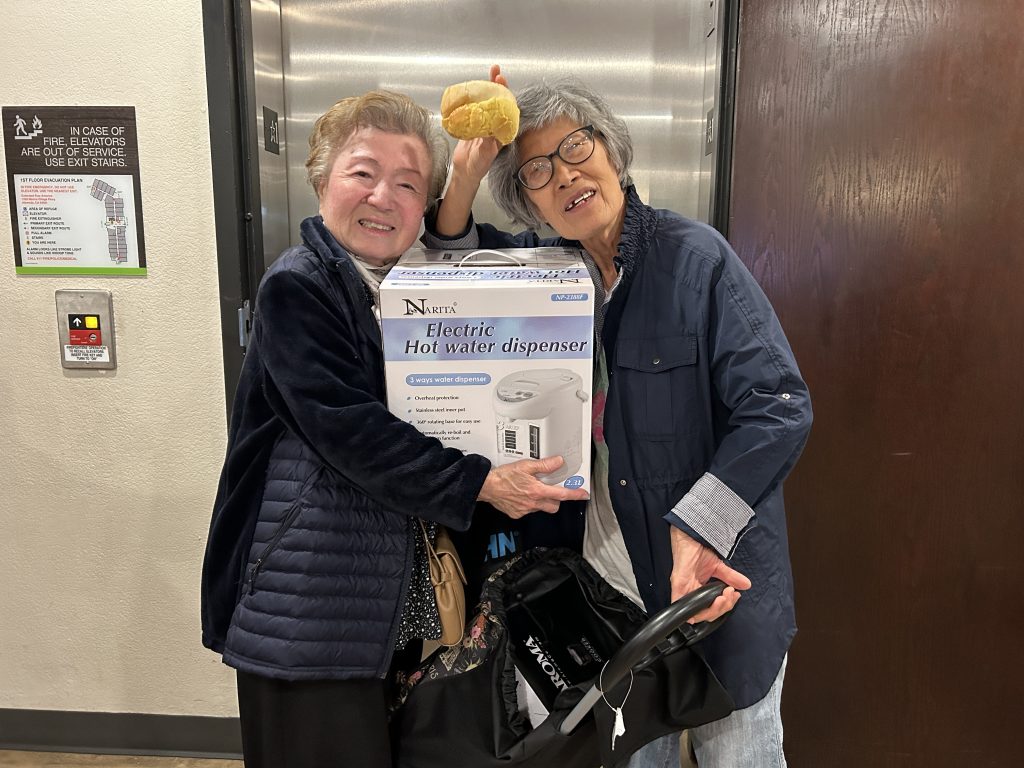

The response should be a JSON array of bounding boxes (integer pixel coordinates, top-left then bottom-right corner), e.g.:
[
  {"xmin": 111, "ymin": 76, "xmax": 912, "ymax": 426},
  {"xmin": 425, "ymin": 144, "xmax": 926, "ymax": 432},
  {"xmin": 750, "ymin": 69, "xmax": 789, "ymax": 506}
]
[{"xmin": 0, "ymin": 1, "xmax": 238, "ymax": 716}]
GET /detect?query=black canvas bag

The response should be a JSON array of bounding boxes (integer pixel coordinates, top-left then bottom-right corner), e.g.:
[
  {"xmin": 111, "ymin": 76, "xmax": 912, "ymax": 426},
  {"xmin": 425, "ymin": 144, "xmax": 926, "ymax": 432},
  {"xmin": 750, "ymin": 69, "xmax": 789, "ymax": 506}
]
[{"xmin": 391, "ymin": 548, "xmax": 734, "ymax": 768}]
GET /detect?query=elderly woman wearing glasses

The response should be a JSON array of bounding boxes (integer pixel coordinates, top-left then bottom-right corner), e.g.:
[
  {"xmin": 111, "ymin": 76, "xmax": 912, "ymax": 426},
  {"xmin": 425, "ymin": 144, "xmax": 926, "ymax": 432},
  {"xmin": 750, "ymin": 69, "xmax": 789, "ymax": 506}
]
[{"xmin": 425, "ymin": 68, "xmax": 813, "ymax": 768}]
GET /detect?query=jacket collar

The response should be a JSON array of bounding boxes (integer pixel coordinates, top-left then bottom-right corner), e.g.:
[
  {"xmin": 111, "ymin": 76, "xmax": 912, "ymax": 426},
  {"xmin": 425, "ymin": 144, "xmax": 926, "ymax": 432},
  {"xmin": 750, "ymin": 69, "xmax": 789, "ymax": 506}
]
[
  {"xmin": 614, "ymin": 185, "xmax": 659, "ymax": 278},
  {"xmin": 593, "ymin": 187, "xmax": 657, "ymax": 356},
  {"xmin": 301, "ymin": 215, "xmax": 361, "ymax": 275},
  {"xmin": 300, "ymin": 215, "xmax": 382, "ymax": 344},
  {"xmin": 555, "ymin": 185, "xmax": 657, "ymax": 277}
]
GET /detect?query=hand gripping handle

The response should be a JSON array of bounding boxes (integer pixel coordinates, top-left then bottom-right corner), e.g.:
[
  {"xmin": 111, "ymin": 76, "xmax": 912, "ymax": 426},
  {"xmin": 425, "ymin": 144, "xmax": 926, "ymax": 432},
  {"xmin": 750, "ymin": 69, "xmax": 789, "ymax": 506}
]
[
  {"xmin": 600, "ymin": 579, "xmax": 728, "ymax": 687},
  {"xmin": 557, "ymin": 580, "xmax": 728, "ymax": 736}
]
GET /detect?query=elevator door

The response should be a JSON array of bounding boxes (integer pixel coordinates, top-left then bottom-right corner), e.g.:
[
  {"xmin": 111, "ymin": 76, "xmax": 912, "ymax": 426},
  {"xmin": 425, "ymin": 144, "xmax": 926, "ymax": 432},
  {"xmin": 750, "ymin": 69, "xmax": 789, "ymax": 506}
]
[
  {"xmin": 216, "ymin": 1, "xmax": 733, "ymax": 410},
  {"xmin": 270, "ymin": 0, "xmax": 728, "ymax": 243}
]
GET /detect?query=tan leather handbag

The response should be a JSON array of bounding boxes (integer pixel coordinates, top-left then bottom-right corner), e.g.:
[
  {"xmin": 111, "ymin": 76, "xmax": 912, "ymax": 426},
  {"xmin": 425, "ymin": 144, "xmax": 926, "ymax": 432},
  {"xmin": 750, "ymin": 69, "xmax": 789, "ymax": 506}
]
[{"xmin": 419, "ymin": 520, "xmax": 467, "ymax": 646}]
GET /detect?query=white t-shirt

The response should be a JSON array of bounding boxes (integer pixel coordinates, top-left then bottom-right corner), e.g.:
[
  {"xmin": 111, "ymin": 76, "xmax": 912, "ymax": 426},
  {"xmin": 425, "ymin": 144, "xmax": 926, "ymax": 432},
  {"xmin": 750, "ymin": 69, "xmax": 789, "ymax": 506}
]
[
  {"xmin": 583, "ymin": 345, "xmax": 646, "ymax": 610},
  {"xmin": 579, "ymin": 261, "xmax": 646, "ymax": 610}
]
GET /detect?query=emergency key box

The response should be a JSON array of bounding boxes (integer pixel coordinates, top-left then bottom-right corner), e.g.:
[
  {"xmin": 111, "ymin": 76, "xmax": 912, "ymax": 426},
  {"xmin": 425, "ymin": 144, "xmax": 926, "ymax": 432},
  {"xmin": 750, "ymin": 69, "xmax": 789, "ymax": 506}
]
[{"xmin": 380, "ymin": 247, "xmax": 595, "ymax": 491}]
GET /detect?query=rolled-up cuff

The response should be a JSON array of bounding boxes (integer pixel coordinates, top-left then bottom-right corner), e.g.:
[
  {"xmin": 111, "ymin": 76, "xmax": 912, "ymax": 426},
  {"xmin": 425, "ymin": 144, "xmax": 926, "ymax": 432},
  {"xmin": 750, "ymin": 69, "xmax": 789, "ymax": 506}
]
[
  {"xmin": 421, "ymin": 209, "xmax": 479, "ymax": 249},
  {"xmin": 666, "ymin": 473, "xmax": 755, "ymax": 559}
]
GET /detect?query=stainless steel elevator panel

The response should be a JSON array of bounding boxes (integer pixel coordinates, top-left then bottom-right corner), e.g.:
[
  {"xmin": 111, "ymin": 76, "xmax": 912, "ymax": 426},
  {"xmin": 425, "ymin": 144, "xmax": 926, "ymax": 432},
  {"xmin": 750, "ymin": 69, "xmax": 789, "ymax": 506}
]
[
  {"xmin": 251, "ymin": 0, "xmax": 291, "ymax": 270},
  {"xmin": 265, "ymin": 0, "xmax": 721, "ymax": 239}
]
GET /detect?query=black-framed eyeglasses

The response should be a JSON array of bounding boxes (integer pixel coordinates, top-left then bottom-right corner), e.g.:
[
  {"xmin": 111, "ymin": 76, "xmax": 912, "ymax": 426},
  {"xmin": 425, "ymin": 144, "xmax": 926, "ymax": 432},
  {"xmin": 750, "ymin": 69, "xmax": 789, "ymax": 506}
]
[{"xmin": 516, "ymin": 125, "xmax": 596, "ymax": 190}]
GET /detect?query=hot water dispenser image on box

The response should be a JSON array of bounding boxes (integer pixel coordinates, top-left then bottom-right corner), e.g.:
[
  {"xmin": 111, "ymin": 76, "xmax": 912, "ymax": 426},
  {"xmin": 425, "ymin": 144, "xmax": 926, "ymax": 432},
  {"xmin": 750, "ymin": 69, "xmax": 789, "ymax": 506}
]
[{"xmin": 493, "ymin": 369, "xmax": 589, "ymax": 484}]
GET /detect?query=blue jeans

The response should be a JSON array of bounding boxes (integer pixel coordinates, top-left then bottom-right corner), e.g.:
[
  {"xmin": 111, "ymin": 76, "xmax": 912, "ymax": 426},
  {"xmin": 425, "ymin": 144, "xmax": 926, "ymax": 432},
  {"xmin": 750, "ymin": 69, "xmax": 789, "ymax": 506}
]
[{"xmin": 627, "ymin": 656, "xmax": 788, "ymax": 768}]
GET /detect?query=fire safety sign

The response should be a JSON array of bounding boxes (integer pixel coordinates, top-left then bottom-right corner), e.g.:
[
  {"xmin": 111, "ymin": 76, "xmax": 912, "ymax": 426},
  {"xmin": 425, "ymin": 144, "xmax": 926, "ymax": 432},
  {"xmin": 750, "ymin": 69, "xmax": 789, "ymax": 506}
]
[{"xmin": 3, "ymin": 106, "xmax": 146, "ymax": 276}]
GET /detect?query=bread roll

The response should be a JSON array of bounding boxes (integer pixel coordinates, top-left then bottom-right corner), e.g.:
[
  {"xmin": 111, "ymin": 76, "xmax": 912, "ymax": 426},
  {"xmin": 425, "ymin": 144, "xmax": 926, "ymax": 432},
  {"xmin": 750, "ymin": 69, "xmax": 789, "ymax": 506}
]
[{"xmin": 440, "ymin": 80, "xmax": 520, "ymax": 145}]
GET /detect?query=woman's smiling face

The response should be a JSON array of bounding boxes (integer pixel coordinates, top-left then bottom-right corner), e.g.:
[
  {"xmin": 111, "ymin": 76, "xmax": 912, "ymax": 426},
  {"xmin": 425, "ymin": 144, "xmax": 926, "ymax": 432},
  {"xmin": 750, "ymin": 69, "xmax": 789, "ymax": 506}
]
[
  {"xmin": 318, "ymin": 126, "xmax": 431, "ymax": 265},
  {"xmin": 518, "ymin": 117, "xmax": 625, "ymax": 244}
]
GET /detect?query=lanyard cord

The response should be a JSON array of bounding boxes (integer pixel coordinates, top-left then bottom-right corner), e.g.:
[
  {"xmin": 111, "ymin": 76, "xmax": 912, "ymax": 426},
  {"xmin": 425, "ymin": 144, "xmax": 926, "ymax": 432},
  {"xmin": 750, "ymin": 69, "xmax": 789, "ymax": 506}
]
[{"xmin": 598, "ymin": 659, "xmax": 634, "ymax": 710}]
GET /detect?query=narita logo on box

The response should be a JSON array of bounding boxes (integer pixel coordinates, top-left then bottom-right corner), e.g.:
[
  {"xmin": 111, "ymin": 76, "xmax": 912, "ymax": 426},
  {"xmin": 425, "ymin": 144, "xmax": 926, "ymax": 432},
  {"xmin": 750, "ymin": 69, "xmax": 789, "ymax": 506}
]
[{"xmin": 403, "ymin": 297, "xmax": 457, "ymax": 316}]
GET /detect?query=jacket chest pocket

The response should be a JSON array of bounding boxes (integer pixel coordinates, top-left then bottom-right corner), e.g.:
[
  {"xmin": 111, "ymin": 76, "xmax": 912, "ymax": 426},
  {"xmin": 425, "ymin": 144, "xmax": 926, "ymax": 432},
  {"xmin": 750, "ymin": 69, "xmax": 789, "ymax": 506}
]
[{"xmin": 615, "ymin": 335, "xmax": 698, "ymax": 441}]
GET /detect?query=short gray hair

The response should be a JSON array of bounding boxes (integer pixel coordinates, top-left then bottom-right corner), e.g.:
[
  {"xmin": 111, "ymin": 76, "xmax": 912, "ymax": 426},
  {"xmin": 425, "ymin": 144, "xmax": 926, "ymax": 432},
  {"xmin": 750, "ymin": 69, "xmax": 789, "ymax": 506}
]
[
  {"xmin": 489, "ymin": 78, "xmax": 633, "ymax": 230},
  {"xmin": 306, "ymin": 90, "xmax": 450, "ymax": 204}
]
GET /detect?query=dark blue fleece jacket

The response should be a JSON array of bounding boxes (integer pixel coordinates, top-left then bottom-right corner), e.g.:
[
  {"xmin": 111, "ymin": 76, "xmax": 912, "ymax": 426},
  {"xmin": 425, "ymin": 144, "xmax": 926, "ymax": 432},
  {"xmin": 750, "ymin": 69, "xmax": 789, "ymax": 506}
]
[{"xmin": 201, "ymin": 217, "xmax": 490, "ymax": 680}]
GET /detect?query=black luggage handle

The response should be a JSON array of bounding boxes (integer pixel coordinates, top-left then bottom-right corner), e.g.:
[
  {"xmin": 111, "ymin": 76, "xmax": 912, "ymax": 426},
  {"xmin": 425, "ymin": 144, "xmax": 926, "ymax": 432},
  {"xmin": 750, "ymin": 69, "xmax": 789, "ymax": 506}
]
[{"xmin": 557, "ymin": 580, "xmax": 728, "ymax": 736}]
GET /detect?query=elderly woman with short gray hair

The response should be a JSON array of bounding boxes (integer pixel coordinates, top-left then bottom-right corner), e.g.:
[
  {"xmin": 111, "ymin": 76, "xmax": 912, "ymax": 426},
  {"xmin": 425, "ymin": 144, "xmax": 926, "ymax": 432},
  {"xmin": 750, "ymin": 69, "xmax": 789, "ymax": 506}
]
[
  {"xmin": 202, "ymin": 88, "xmax": 586, "ymax": 768},
  {"xmin": 426, "ymin": 66, "xmax": 813, "ymax": 768}
]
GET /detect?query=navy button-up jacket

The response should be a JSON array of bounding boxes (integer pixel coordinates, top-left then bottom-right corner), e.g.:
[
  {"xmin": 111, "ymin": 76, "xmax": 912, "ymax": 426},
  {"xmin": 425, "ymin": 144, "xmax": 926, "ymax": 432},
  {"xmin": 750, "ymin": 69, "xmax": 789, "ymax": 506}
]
[{"xmin": 425, "ymin": 188, "xmax": 812, "ymax": 708}]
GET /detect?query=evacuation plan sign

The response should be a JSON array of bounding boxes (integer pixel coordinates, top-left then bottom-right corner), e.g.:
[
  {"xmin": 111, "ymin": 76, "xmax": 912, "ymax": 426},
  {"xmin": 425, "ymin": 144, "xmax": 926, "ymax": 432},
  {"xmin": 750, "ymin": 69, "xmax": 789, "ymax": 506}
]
[{"xmin": 3, "ymin": 106, "xmax": 146, "ymax": 275}]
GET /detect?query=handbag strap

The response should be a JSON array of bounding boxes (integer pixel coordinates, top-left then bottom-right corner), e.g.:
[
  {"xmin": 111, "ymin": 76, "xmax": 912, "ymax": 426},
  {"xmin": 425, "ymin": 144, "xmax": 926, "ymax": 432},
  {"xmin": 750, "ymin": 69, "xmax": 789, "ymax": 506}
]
[{"xmin": 418, "ymin": 518, "xmax": 443, "ymax": 572}]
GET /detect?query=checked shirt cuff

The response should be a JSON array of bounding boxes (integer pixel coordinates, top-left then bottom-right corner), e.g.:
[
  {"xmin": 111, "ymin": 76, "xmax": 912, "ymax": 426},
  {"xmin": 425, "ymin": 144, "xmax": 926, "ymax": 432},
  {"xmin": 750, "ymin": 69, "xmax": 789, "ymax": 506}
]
[
  {"xmin": 667, "ymin": 473, "xmax": 755, "ymax": 559},
  {"xmin": 421, "ymin": 211, "xmax": 479, "ymax": 250}
]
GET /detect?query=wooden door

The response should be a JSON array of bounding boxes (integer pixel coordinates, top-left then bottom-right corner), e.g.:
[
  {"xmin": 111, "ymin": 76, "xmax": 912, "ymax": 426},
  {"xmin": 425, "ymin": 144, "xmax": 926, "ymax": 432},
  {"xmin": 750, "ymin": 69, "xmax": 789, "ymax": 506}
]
[{"xmin": 728, "ymin": 2, "xmax": 1024, "ymax": 765}]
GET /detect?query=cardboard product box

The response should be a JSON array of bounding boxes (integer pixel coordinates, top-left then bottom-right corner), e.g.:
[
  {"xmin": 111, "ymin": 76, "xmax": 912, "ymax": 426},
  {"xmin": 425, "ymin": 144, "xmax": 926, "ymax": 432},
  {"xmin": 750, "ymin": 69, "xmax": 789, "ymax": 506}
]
[{"xmin": 380, "ymin": 247, "xmax": 595, "ymax": 492}]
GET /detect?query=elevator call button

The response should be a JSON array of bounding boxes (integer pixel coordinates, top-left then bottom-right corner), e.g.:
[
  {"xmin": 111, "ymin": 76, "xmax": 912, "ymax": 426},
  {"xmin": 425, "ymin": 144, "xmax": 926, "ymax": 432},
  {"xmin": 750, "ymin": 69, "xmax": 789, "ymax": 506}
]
[
  {"xmin": 68, "ymin": 314, "xmax": 102, "ymax": 345},
  {"xmin": 55, "ymin": 289, "xmax": 117, "ymax": 370}
]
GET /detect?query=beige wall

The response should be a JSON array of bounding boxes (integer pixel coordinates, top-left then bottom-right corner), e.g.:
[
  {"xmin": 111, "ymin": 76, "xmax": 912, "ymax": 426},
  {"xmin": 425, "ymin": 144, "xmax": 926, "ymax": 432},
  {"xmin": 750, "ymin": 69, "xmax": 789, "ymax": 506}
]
[{"xmin": 0, "ymin": 1, "xmax": 237, "ymax": 716}]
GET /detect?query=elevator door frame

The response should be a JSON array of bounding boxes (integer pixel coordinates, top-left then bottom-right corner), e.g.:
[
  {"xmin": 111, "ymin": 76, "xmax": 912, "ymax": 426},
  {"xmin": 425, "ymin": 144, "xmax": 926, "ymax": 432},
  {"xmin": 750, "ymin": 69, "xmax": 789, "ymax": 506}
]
[{"xmin": 203, "ymin": 0, "xmax": 268, "ymax": 418}]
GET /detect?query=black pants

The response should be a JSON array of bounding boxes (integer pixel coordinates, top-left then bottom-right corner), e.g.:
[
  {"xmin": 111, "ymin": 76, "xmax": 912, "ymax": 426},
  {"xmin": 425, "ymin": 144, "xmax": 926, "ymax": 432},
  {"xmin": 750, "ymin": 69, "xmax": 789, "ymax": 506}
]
[{"xmin": 236, "ymin": 669, "xmax": 392, "ymax": 768}]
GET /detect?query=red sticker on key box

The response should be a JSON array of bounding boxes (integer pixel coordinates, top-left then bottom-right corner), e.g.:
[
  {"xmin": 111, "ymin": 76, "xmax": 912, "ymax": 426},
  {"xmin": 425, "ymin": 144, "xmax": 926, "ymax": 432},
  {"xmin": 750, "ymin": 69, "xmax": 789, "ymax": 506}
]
[{"xmin": 70, "ymin": 329, "xmax": 103, "ymax": 346}]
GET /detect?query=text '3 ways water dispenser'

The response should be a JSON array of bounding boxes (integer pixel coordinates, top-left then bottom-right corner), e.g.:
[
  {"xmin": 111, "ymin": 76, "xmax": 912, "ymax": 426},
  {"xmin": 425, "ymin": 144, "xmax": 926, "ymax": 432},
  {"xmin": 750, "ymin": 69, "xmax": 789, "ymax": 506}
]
[{"xmin": 494, "ymin": 370, "xmax": 588, "ymax": 484}]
